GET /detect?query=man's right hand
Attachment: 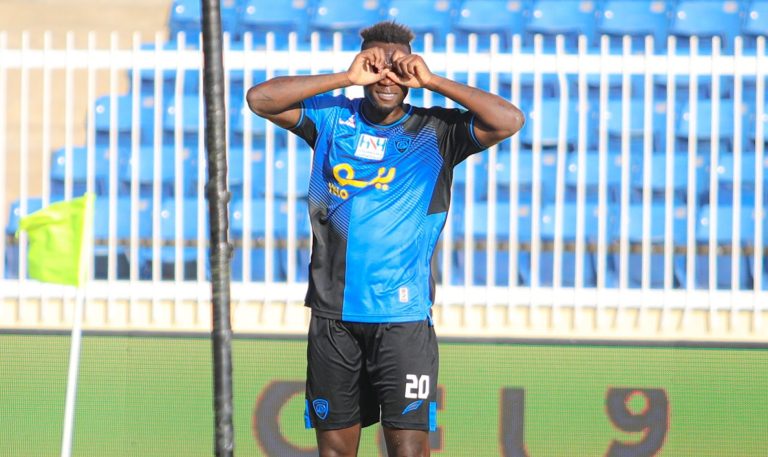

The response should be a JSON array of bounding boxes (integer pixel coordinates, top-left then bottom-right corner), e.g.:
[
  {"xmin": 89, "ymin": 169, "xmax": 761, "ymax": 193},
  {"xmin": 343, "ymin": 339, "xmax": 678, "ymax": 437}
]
[{"xmin": 346, "ymin": 48, "xmax": 391, "ymax": 86}]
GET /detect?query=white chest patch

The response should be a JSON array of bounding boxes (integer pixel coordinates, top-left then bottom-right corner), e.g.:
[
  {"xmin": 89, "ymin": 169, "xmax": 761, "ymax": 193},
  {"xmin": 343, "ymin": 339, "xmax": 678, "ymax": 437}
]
[{"xmin": 354, "ymin": 133, "xmax": 387, "ymax": 160}]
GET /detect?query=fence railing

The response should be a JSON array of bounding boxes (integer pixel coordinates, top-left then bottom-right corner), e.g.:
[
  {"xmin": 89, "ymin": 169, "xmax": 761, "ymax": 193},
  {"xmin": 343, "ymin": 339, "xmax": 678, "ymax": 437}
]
[{"xmin": 1, "ymin": 31, "xmax": 767, "ymax": 335}]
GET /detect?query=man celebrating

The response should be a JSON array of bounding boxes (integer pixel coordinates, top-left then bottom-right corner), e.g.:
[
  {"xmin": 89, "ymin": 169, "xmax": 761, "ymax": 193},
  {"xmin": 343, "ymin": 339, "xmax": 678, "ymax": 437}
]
[{"xmin": 247, "ymin": 21, "xmax": 524, "ymax": 457}]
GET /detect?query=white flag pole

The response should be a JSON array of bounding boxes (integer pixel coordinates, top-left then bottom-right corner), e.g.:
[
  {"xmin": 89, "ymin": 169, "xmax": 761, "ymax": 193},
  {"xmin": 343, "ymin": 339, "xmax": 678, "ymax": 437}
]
[
  {"xmin": 60, "ymin": 285, "xmax": 87, "ymax": 457},
  {"xmin": 60, "ymin": 193, "xmax": 94, "ymax": 457}
]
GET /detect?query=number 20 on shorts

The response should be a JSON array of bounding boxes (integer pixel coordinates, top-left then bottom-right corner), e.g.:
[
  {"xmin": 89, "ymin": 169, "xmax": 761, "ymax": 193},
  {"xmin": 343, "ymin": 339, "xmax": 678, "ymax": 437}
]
[{"xmin": 405, "ymin": 374, "xmax": 430, "ymax": 399}]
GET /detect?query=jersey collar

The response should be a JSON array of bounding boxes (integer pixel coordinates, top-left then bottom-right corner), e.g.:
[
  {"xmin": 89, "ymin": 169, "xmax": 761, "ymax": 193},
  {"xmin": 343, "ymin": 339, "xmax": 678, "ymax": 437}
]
[{"xmin": 358, "ymin": 100, "xmax": 413, "ymax": 129}]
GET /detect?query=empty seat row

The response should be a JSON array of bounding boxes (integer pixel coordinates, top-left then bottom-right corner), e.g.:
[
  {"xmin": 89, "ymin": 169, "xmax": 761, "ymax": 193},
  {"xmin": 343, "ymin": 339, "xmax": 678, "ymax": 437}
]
[
  {"xmin": 47, "ymin": 143, "xmax": 312, "ymax": 201},
  {"xmin": 6, "ymin": 195, "xmax": 767, "ymax": 289},
  {"xmin": 448, "ymin": 199, "xmax": 768, "ymax": 289},
  {"xmin": 456, "ymin": 147, "xmax": 768, "ymax": 209},
  {"xmin": 167, "ymin": 0, "xmax": 768, "ymax": 54},
  {"xmin": 4, "ymin": 196, "xmax": 311, "ymax": 282}
]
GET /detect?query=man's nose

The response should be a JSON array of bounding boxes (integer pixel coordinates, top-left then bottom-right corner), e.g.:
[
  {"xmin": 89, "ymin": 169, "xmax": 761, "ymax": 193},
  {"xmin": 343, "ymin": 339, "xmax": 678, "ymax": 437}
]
[{"xmin": 377, "ymin": 76, "xmax": 395, "ymax": 86}]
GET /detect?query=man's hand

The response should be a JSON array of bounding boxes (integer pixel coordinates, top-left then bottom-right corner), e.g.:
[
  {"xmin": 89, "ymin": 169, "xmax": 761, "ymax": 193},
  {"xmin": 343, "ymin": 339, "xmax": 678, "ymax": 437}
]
[
  {"xmin": 385, "ymin": 51, "xmax": 434, "ymax": 88},
  {"xmin": 347, "ymin": 48, "xmax": 391, "ymax": 86}
]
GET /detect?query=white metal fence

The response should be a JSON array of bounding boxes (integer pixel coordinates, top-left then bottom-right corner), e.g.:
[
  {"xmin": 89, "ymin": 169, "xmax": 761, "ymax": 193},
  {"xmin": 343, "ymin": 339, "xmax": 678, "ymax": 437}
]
[{"xmin": 1, "ymin": 31, "xmax": 767, "ymax": 336}]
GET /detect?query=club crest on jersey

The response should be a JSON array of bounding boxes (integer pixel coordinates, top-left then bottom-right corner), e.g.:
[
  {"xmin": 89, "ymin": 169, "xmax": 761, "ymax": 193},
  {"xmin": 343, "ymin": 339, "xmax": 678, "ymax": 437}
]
[
  {"xmin": 338, "ymin": 114, "xmax": 355, "ymax": 128},
  {"xmin": 355, "ymin": 133, "xmax": 387, "ymax": 160},
  {"xmin": 394, "ymin": 136, "xmax": 412, "ymax": 154},
  {"xmin": 312, "ymin": 398, "xmax": 329, "ymax": 420}
]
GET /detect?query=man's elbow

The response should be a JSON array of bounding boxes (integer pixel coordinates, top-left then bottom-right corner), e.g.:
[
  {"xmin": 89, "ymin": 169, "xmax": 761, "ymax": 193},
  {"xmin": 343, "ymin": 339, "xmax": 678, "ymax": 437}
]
[
  {"xmin": 246, "ymin": 85, "xmax": 271, "ymax": 118},
  {"xmin": 503, "ymin": 106, "xmax": 525, "ymax": 138}
]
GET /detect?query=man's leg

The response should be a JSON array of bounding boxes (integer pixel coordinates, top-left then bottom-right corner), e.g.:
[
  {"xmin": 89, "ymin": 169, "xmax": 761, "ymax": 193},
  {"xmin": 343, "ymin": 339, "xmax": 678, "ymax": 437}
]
[
  {"xmin": 382, "ymin": 428, "xmax": 430, "ymax": 457},
  {"xmin": 316, "ymin": 425, "xmax": 362, "ymax": 457}
]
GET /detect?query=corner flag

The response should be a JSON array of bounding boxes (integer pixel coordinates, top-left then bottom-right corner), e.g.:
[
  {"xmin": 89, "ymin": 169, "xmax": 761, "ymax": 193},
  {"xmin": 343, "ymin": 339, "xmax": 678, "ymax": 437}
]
[
  {"xmin": 15, "ymin": 192, "xmax": 95, "ymax": 457},
  {"xmin": 16, "ymin": 192, "xmax": 94, "ymax": 287}
]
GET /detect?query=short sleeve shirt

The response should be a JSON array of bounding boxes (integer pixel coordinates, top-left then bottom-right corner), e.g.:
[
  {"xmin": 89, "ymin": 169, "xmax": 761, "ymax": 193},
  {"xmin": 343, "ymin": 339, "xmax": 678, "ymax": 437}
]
[{"xmin": 290, "ymin": 94, "xmax": 485, "ymax": 323}]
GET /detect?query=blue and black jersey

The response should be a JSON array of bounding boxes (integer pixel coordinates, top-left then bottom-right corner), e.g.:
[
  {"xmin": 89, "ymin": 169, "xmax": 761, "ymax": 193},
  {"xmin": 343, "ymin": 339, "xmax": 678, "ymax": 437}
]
[{"xmin": 290, "ymin": 94, "xmax": 486, "ymax": 323}]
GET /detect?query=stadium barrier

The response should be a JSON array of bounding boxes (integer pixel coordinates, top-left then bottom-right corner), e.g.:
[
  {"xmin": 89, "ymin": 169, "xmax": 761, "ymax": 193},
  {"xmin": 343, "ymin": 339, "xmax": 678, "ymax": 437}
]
[{"xmin": 1, "ymin": 30, "xmax": 767, "ymax": 340}]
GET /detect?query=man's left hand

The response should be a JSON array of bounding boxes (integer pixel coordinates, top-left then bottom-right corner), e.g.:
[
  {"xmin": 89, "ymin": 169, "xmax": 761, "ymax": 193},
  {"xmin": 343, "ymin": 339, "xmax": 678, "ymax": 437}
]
[{"xmin": 386, "ymin": 51, "xmax": 433, "ymax": 89}]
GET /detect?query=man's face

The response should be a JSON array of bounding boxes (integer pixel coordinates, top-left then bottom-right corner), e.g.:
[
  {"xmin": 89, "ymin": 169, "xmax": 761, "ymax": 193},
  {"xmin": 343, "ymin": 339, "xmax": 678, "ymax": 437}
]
[{"xmin": 362, "ymin": 41, "xmax": 411, "ymax": 114}]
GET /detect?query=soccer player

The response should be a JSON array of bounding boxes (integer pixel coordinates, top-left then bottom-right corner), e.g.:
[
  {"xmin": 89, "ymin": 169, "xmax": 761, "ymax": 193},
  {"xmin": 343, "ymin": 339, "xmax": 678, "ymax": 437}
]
[{"xmin": 247, "ymin": 21, "xmax": 524, "ymax": 457}]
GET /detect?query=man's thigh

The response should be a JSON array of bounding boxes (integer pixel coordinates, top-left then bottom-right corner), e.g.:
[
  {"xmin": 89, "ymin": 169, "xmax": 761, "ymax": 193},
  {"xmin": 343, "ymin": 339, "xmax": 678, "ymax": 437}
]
[
  {"xmin": 305, "ymin": 315, "xmax": 379, "ymax": 430},
  {"xmin": 367, "ymin": 319, "xmax": 439, "ymax": 432}
]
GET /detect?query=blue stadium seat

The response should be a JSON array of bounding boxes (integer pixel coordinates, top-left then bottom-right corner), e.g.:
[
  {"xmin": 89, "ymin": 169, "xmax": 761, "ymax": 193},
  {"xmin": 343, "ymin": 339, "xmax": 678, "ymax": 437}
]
[
  {"xmin": 4, "ymin": 198, "xmax": 44, "ymax": 279},
  {"xmin": 489, "ymin": 149, "xmax": 532, "ymax": 205},
  {"xmin": 270, "ymin": 146, "xmax": 313, "ymax": 199},
  {"xmin": 163, "ymin": 94, "xmax": 219, "ymax": 149},
  {"xmin": 693, "ymin": 203, "xmax": 759, "ymax": 289},
  {"xmin": 565, "ymin": 151, "xmax": 628, "ymax": 204},
  {"xmin": 168, "ymin": 0, "xmax": 242, "ymax": 45},
  {"xmin": 742, "ymin": 0, "xmax": 768, "ymax": 52},
  {"xmin": 537, "ymin": 202, "xmax": 615, "ymax": 287},
  {"xmin": 386, "ymin": 0, "xmax": 454, "ymax": 51},
  {"xmin": 525, "ymin": 0, "xmax": 599, "ymax": 51},
  {"xmin": 453, "ymin": 157, "xmax": 488, "ymax": 204},
  {"xmin": 706, "ymin": 152, "xmax": 768, "ymax": 206},
  {"xmin": 190, "ymin": 145, "xmax": 289, "ymax": 201},
  {"xmin": 605, "ymin": 99, "xmax": 648, "ymax": 153},
  {"xmin": 128, "ymin": 43, "xmax": 202, "ymax": 99},
  {"xmin": 231, "ymin": 104, "xmax": 269, "ymax": 150},
  {"xmin": 630, "ymin": 152, "xmax": 708, "ymax": 205},
  {"xmin": 309, "ymin": 0, "xmax": 385, "ymax": 50},
  {"xmin": 50, "ymin": 146, "xmax": 114, "ymax": 198},
  {"xmin": 520, "ymin": 98, "xmax": 581, "ymax": 151},
  {"xmin": 119, "ymin": 145, "xmax": 197, "ymax": 198},
  {"xmin": 230, "ymin": 198, "xmax": 311, "ymax": 282},
  {"xmin": 669, "ymin": 1, "xmax": 743, "ymax": 54},
  {"xmin": 452, "ymin": 200, "xmax": 530, "ymax": 286},
  {"xmin": 597, "ymin": 0, "xmax": 670, "ymax": 53},
  {"xmin": 92, "ymin": 197, "xmax": 137, "ymax": 279},
  {"xmin": 676, "ymin": 100, "xmax": 738, "ymax": 154},
  {"xmin": 746, "ymin": 96, "xmax": 768, "ymax": 149},
  {"xmin": 139, "ymin": 197, "xmax": 209, "ymax": 280},
  {"xmin": 491, "ymin": 148, "xmax": 560, "ymax": 205},
  {"xmin": 611, "ymin": 202, "xmax": 688, "ymax": 288},
  {"xmin": 93, "ymin": 94, "xmax": 158, "ymax": 152},
  {"xmin": 453, "ymin": 0, "xmax": 527, "ymax": 53},
  {"xmin": 240, "ymin": 0, "xmax": 313, "ymax": 49}
]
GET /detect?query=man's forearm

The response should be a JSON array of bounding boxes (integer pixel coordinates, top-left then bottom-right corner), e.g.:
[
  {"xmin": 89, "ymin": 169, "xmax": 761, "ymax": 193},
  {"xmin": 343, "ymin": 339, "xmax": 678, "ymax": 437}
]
[
  {"xmin": 247, "ymin": 72, "xmax": 352, "ymax": 116},
  {"xmin": 424, "ymin": 75, "xmax": 523, "ymax": 139}
]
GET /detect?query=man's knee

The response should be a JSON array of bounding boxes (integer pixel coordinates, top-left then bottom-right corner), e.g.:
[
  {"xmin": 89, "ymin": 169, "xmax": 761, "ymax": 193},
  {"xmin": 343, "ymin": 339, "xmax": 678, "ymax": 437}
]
[
  {"xmin": 383, "ymin": 428, "xmax": 430, "ymax": 457},
  {"xmin": 316, "ymin": 426, "xmax": 361, "ymax": 457}
]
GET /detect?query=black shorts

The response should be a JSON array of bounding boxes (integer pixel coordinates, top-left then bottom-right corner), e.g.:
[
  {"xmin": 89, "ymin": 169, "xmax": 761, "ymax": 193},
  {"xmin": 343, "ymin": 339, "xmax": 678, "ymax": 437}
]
[{"xmin": 304, "ymin": 314, "xmax": 439, "ymax": 431}]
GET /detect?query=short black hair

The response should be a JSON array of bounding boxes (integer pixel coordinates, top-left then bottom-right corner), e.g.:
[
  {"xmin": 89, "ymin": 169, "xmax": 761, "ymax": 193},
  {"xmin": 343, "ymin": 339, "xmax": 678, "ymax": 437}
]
[{"xmin": 360, "ymin": 21, "xmax": 414, "ymax": 51}]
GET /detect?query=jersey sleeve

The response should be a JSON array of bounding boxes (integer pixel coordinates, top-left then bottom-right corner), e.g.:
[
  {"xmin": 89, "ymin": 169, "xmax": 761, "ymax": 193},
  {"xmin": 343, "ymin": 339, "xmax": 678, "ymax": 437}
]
[
  {"xmin": 435, "ymin": 108, "xmax": 487, "ymax": 167},
  {"xmin": 289, "ymin": 93, "xmax": 346, "ymax": 149}
]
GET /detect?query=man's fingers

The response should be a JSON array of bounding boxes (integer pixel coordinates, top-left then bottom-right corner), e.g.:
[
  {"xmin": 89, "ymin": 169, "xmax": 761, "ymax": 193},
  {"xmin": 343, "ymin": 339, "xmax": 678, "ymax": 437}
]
[{"xmin": 394, "ymin": 57, "xmax": 413, "ymax": 78}]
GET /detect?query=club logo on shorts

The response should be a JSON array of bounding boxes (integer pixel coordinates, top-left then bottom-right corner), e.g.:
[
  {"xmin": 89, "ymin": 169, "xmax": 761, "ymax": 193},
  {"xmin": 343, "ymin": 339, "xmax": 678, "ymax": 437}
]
[
  {"xmin": 402, "ymin": 400, "xmax": 423, "ymax": 415},
  {"xmin": 312, "ymin": 398, "xmax": 329, "ymax": 420}
]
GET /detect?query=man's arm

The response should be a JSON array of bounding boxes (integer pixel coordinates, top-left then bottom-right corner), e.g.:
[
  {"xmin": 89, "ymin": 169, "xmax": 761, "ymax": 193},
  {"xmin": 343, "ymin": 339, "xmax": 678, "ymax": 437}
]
[
  {"xmin": 387, "ymin": 52, "xmax": 525, "ymax": 147},
  {"xmin": 246, "ymin": 47, "xmax": 393, "ymax": 129}
]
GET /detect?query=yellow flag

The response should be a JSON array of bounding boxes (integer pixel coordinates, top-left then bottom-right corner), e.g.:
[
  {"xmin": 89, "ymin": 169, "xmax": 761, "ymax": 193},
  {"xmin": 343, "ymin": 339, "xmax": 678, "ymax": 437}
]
[{"xmin": 15, "ymin": 193, "xmax": 94, "ymax": 287}]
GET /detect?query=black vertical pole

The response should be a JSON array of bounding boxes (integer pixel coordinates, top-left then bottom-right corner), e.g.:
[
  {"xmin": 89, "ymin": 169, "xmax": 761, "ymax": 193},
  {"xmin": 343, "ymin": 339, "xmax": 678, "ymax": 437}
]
[{"xmin": 200, "ymin": 0, "xmax": 234, "ymax": 455}]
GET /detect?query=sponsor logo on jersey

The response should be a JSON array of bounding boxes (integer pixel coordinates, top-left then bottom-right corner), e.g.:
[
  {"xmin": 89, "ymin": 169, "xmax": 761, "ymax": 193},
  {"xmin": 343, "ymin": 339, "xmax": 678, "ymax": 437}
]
[
  {"xmin": 355, "ymin": 133, "xmax": 387, "ymax": 160},
  {"xmin": 338, "ymin": 114, "xmax": 356, "ymax": 128},
  {"xmin": 328, "ymin": 163, "xmax": 397, "ymax": 200},
  {"xmin": 312, "ymin": 398, "xmax": 329, "ymax": 420},
  {"xmin": 402, "ymin": 400, "xmax": 423, "ymax": 415}
]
